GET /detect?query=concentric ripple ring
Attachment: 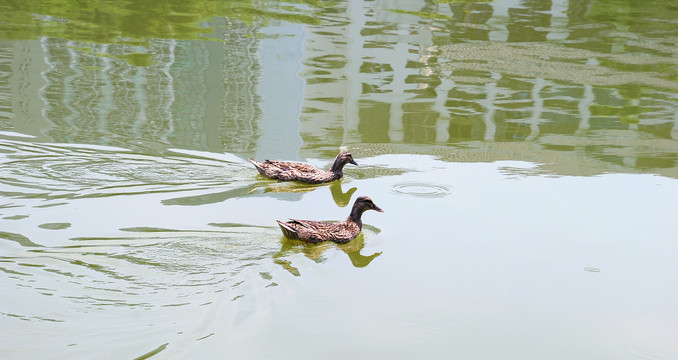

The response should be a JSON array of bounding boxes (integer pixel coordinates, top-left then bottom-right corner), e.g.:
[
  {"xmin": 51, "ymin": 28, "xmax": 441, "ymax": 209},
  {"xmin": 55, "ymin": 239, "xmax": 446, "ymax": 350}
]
[{"xmin": 391, "ymin": 182, "xmax": 450, "ymax": 198}]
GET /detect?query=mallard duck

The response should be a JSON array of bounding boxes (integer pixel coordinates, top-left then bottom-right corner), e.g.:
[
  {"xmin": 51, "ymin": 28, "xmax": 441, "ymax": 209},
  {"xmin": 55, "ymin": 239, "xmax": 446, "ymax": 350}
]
[
  {"xmin": 248, "ymin": 151, "xmax": 358, "ymax": 184},
  {"xmin": 276, "ymin": 196, "xmax": 383, "ymax": 244}
]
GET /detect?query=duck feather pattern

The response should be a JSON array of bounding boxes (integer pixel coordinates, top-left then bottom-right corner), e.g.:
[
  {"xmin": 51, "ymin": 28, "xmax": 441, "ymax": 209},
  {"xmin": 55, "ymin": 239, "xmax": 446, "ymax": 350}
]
[
  {"xmin": 276, "ymin": 196, "xmax": 383, "ymax": 244},
  {"xmin": 248, "ymin": 151, "xmax": 357, "ymax": 184}
]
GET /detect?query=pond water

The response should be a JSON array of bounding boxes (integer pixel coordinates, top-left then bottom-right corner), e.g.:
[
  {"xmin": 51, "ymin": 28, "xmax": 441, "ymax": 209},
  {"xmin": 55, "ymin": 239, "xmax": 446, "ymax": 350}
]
[{"xmin": 1, "ymin": 0, "xmax": 678, "ymax": 359}]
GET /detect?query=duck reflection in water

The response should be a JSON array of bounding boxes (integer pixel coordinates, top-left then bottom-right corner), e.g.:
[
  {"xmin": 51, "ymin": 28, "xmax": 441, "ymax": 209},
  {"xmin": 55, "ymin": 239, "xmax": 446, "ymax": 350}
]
[
  {"xmin": 274, "ymin": 230, "xmax": 382, "ymax": 276},
  {"xmin": 162, "ymin": 176, "xmax": 356, "ymax": 207},
  {"xmin": 257, "ymin": 179, "xmax": 357, "ymax": 207}
]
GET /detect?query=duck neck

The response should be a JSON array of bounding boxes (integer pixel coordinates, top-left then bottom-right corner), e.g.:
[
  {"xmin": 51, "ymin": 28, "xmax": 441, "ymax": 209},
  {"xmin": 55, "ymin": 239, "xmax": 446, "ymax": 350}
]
[
  {"xmin": 347, "ymin": 206, "xmax": 365, "ymax": 229},
  {"xmin": 330, "ymin": 157, "xmax": 346, "ymax": 173}
]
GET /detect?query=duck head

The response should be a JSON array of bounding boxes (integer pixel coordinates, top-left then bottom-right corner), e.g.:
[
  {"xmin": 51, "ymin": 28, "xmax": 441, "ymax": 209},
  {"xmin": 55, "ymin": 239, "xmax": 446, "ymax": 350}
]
[
  {"xmin": 349, "ymin": 195, "xmax": 383, "ymax": 223},
  {"xmin": 332, "ymin": 151, "xmax": 358, "ymax": 171},
  {"xmin": 355, "ymin": 196, "xmax": 383, "ymax": 213}
]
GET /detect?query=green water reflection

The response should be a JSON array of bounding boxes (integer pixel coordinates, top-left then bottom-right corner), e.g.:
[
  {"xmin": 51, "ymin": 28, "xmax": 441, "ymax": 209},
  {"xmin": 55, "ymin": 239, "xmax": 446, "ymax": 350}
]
[
  {"xmin": 1, "ymin": 0, "xmax": 676, "ymax": 177},
  {"xmin": 0, "ymin": 0, "xmax": 322, "ymax": 43},
  {"xmin": 275, "ymin": 231, "xmax": 382, "ymax": 275}
]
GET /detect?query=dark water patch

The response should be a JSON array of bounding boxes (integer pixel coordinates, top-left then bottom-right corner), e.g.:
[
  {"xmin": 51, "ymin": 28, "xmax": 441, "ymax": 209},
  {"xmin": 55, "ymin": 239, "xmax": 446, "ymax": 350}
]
[
  {"xmin": 161, "ymin": 185, "xmax": 258, "ymax": 206},
  {"xmin": 43, "ymin": 268, "xmax": 80, "ymax": 278},
  {"xmin": 0, "ymin": 266, "xmax": 32, "ymax": 276},
  {"xmin": 209, "ymin": 222, "xmax": 271, "ymax": 228},
  {"xmin": 161, "ymin": 303, "xmax": 191, "ymax": 308},
  {"xmin": 0, "ymin": 203, "xmax": 25, "ymax": 209},
  {"xmin": 0, "ymin": 231, "xmax": 43, "ymax": 247},
  {"xmin": 69, "ymin": 236, "xmax": 149, "ymax": 241},
  {"xmin": 133, "ymin": 343, "xmax": 168, "ymax": 360},
  {"xmin": 18, "ymin": 263, "xmax": 46, "ymax": 268},
  {"xmin": 35, "ymin": 202, "xmax": 69, "ymax": 208},
  {"xmin": 120, "ymin": 227, "xmax": 182, "ymax": 233},
  {"xmin": 38, "ymin": 222, "xmax": 72, "ymax": 230},
  {"xmin": 196, "ymin": 333, "xmax": 215, "ymax": 341},
  {"xmin": 3, "ymin": 214, "xmax": 29, "ymax": 220},
  {"xmin": 0, "ymin": 312, "xmax": 65, "ymax": 323}
]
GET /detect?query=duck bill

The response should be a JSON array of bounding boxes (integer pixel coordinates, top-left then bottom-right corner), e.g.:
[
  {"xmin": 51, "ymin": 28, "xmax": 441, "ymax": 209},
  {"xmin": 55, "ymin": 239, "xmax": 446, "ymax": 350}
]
[
  {"xmin": 350, "ymin": 159, "xmax": 358, "ymax": 166},
  {"xmin": 373, "ymin": 205, "xmax": 383, "ymax": 212}
]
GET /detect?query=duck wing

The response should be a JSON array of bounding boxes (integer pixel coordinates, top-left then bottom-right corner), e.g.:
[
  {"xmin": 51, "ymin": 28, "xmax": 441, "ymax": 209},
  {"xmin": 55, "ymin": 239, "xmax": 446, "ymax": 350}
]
[
  {"xmin": 249, "ymin": 159, "xmax": 330, "ymax": 182},
  {"xmin": 265, "ymin": 160, "xmax": 319, "ymax": 173},
  {"xmin": 276, "ymin": 219, "xmax": 360, "ymax": 244}
]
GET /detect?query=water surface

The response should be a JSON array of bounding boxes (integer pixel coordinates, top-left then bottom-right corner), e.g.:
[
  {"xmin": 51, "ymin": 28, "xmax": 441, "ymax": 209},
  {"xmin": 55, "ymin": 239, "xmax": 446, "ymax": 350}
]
[{"xmin": 1, "ymin": 0, "xmax": 677, "ymax": 359}]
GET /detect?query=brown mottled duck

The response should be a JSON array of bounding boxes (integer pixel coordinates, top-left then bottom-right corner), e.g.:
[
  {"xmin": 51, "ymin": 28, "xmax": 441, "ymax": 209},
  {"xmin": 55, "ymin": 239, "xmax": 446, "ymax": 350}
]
[
  {"xmin": 276, "ymin": 196, "xmax": 383, "ymax": 244},
  {"xmin": 248, "ymin": 150, "xmax": 357, "ymax": 184}
]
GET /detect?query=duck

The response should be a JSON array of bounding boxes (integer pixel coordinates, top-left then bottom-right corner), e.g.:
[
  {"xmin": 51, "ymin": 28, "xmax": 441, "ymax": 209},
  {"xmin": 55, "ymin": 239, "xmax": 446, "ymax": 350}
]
[
  {"xmin": 248, "ymin": 150, "xmax": 358, "ymax": 184},
  {"xmin": 276, "ymin": 196, "xmax": 383, "ymax": 244}
]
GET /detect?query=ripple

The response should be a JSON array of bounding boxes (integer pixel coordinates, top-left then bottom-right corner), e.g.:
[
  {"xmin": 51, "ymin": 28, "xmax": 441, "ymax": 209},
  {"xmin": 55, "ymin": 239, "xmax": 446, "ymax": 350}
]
[
  {"xmin": 391, "ymin": 182, "xmax": 450, "ymax": 198},
  {"xmin": 0, "ymin": 138, "xmax": 253, "ymax": 201}
]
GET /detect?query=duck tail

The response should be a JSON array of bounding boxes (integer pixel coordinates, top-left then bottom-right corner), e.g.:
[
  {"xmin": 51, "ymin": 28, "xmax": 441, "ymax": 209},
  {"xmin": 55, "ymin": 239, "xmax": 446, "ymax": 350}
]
[
  {"xmin": 248, "ymin": 158, "xmax": 266, "ymax": 175},
  {"xmin": 276, "ymin": 220, "xmax": 299, "ymax": 240}
]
